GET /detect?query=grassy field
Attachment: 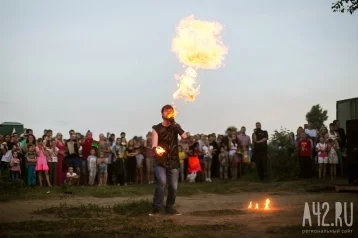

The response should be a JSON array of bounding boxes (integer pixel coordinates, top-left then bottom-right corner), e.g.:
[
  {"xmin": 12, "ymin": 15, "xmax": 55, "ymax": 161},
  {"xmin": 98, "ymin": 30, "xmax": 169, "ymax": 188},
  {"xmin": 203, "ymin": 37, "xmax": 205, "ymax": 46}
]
[{"xmin": 0, "ymin": 177, "xmax": 357, "ymax": 237}]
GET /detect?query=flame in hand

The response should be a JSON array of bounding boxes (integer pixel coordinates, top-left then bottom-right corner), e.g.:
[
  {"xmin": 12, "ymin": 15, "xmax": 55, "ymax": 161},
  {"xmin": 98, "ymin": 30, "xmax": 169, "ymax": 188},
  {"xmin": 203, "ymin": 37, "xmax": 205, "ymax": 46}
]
[{"xmin": 155, "ymin": 146, "xmax": 166, "ymax": 157}]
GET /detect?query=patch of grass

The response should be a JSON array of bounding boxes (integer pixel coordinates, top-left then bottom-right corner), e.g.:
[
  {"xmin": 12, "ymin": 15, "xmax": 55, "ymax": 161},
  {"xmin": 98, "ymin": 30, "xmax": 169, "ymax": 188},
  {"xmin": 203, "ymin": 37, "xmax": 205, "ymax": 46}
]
[
  {"xmin": 35, "ymin": 203, "xmax": 112, "ymax": 218},
  {"xmin": 188, "ymin": 209, "xmax": 246, "ymax": 216},
  {"xmin": 113, "ymin": 199, "xmax": 152, "ymax": 216},
  {"xmin": 0, "ymin": 178, "xmax": 348, "ymax": 202},
  {"xmin": 0, "ymin": 218, "xmax": 243, "ymax": 237}
]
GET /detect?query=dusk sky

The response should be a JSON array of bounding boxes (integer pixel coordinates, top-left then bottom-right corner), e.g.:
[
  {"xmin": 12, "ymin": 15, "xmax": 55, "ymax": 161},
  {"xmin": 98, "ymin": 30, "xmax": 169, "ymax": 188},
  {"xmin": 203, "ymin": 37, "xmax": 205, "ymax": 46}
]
[{"xmin": 1, "ymin": 0, "xmax": 357, "ymax": 139}]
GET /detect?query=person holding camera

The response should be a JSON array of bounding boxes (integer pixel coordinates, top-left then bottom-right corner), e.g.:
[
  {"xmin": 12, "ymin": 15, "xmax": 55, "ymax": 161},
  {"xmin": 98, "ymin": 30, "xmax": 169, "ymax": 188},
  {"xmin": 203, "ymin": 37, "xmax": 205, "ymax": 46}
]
[{"xmin": 149, "ymin": 105, "xmax": 188, "ymax": 216}]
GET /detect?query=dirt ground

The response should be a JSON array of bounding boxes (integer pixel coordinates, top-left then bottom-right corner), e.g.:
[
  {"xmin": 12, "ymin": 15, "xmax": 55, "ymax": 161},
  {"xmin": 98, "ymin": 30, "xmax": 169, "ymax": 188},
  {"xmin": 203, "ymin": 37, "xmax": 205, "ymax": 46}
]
[{"xmin": 1, "ymin": 190, "xmax": 357, "ymax": 237}]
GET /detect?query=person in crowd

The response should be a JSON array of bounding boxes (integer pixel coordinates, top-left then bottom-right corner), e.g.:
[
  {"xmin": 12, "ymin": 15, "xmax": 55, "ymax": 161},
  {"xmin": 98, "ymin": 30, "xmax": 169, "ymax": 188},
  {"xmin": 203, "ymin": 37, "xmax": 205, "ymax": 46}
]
[
  {"xmin": 65, "ymin": 132, "xmax": 81, "ymax": 180},
  {"xmin": 208, "ymin": 134, "xmax": 219, "ymax": 178},
  {"xmin": 325, "ymin": 123, "xmax": 343, "ymax": 176},
  {"xmin": 87, "ymin": 148, "xmax": 97, "ymax": 185},
  {"xmin": 107, "ymin": 133, "xmax": 116, "ymax": 185},
  {"xmin": 297, "ymin": 133, "xmax": 312, "ymax": 180},
  {"xmin": 55, "ymin": 133, "xmax": 66, "ymax": 186},
  {"xmin": 10, "ymin": 151, "xmax": 21, "ymax": 181},
  {"xmin": 178, "ymin": 145, "xmax": 186, "ymax": 182},
  {"xmin": 187, "ymin": 142, "xmax": 201, "ymax": 183},
  {"xmin": 97, "ymin": 151, "xmax": 108, "ymax": 185},
  {"xmin": 316, "ymin": 136, "xmax": 328, "ymax": 179},
  {"xmin": 113, "ymin": 137, "xmax": 127, "ymax": 186},
  {"xmin": 144, "ymin": 132, "xmax": 155, "ymax": 184},
  {"xmin": 228, "ymin": 133, "xmax": 239, "ymax": 180},
  {"xmin": 334, "ymin": 120, "xmax": 346, "ymax": 150},
  {"xmin": 133, "ymin": 137, "xmax": 144, "ymax": 184},
  {"xmin": 81, "ymin": 131, "xmax": 93, "ymax": 186},
  {"xmin": 237, "ymin": 126, "xmax": 251, "ymax": 175},
  {"xmin": 126, "ymin": 140, "xmax": 138, "ymax": 185},
  {"xmin": 65, "ymin": 167, "xmax": 79, "ymax": 185},
  {"xmin": 46, "ymin": 139, "xmax": 58, "ymax": 186},
  {"xmin": 35, "ymin": 138, "xmax": 52, "ymax": 187},
  {"xmin": 252, "ymin": 122, "xmax": 268, "ymax": 181},
  {"xmin": 202, "ymin": 139, "xmax": 213, "ymax": 182},
  {"xmin": 219, "ymin": 145, "xmax": 229, "ymax": 180},
  {"xmin": 327, "ymin": 138, "xmax": 338, "ymax": 180},
  {"xmin": 26, "ymin": 144, "xmax": 37, "ymax": 187}
]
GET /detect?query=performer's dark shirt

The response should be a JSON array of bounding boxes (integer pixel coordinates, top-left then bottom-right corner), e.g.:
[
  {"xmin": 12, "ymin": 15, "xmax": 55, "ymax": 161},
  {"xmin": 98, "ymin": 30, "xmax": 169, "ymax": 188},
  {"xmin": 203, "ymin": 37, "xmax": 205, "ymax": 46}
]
[{"xmin": 152, "ymin": 123, "xmax": 180, "ymax": 169}]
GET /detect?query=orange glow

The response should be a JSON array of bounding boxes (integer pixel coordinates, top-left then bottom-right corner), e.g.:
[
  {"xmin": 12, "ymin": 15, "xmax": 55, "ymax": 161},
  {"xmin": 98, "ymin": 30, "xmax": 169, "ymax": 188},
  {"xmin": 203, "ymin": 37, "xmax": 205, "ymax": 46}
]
[
  {"xmin": 255, "ymin": 203, "xmax": 259, "ymax": 209},
  {"xmin": 248, "ymin": 201, "xmax": 252, "ymax": 209},
  {"xmin": 264, "ymin": 199, "xmax": 270, "ymax": 210},
  {"xmin": 155, "ymin": 146, "xmax": 166, "ymax": 156}
]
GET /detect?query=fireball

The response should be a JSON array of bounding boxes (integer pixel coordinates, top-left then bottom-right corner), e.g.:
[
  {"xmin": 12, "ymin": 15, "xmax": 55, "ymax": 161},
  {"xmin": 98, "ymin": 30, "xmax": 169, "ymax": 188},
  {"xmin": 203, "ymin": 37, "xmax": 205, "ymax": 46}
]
[{"xmin": 172, "ymin": 15, "xmax": 227, "ymax": 102}]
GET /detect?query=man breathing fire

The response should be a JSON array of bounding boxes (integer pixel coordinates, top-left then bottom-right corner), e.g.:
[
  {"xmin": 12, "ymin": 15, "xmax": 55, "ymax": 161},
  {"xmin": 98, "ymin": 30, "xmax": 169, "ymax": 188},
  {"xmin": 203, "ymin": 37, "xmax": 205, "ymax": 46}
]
[{"xmin": 149, "ymin": 105, "xmax": 188, "ymax": 216}]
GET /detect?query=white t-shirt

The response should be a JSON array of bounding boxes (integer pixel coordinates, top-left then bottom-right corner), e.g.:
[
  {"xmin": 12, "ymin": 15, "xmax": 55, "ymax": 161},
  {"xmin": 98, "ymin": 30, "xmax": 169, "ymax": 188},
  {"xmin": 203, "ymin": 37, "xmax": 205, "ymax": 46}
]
[
  {"xmin": 305, "ymin": 129, "xmax": 317, "ymax": 138},
  {"xmin": 1, "ymin": 150, "xmax": 12, "ymax": 163},
  {"xmin": 66, "ymin": 172, "xmax": 77, "ymax": 178},
  {"xmin": 202, "ymin": 145, "xmax": 213, "ymax": 158},
  {"xmin": 315, "ymin": 142, "xmax": 328, "ymax": 157}
]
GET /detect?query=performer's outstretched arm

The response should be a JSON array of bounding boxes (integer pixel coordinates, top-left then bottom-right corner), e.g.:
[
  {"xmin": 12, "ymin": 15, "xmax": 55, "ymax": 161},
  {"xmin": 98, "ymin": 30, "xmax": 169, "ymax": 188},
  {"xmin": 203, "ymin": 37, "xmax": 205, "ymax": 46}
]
[{"xmin": 152, "ymin": 129, "xmax": 158, "ymax": 148}]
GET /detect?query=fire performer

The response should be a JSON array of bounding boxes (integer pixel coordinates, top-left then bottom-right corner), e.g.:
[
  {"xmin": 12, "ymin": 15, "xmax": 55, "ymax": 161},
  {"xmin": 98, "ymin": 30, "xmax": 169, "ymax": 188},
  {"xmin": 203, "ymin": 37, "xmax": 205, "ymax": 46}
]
[{"xmin": 149, "ymin": 104, "xmax": 187, "ymax": 216}]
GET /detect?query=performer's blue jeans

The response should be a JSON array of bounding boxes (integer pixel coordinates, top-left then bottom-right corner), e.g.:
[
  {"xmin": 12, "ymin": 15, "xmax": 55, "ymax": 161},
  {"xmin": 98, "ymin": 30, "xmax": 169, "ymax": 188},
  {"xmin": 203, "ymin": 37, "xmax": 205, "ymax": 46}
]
[{"xmin": 153, "ymin": 166, "xmax": 179, "ymax": 209}]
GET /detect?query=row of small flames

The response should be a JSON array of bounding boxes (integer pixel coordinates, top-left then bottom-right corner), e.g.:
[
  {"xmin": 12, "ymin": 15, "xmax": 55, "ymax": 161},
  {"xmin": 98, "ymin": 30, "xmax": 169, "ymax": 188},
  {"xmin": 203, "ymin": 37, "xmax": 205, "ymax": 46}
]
[{"xmin": 248, "ymin": 199, "xmax": 270, "ymax": 210}]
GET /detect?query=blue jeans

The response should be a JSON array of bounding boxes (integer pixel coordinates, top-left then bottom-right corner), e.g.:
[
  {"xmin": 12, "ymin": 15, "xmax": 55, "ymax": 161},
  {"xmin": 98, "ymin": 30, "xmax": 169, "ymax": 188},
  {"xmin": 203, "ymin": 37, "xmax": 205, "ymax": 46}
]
[{"xmin": 153, "ymin": 166, "xmax": 179, "ymax": 209}]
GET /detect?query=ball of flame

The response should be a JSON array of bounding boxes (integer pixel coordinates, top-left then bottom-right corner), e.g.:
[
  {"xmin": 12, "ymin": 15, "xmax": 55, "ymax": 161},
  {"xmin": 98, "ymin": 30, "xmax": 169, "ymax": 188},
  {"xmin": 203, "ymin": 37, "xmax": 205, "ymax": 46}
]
[
  {"xmin": 171, "ymin": 15, "xmax": 227, "ymax": 102},
  {"xmin": 172, "ymin": 15, "xmax": 228, "ymax": 69}
]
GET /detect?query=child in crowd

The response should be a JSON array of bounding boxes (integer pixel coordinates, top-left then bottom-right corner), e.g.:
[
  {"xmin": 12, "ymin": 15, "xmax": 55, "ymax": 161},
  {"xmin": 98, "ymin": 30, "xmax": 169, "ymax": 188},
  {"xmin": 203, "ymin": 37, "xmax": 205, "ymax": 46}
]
[
  {"xmin": 229, "ymin": 134, "xmax": 239, "ymax": 180},
  {"xmin": 26, "ymin": 144, "xmax": 37, "ymax": 187},
  {"xmin": 36, "ymin": 138, "xmax": 52, "ymax": 187},
  {"xmin": 219, "ymin": 145, "xmax": 229, "ymax": 180},
  {"xmin": 10, "ymin": 151, "xmax": 21, "ymax": 181},
  {"xmin": 315, "ymin": 136, "xmax": 328, "ymax": 179},
  {"xmin": 202, "ymin": 139, "xmax": 213, "ymax": 182},
  {"xmin": 178, "ymin": 145, "xmax": 186, "ymax": 182},
  {"xmin": 65, "ymin": 167, "xmax": 79, "ymax": 185},
  {"xmin": 187, "ymin": 142, "xmax": 201, "ymax": 183},
  {"xmin": 87, "ymin": 148, "xmax": 97, "ymax": 185},
  {"xmin": 97, "ymin": 151, "xmax": 108, "ymax": 186},
  {"xmin": 297, "ymin": 133, "xmax": 312, "ymax": 180},
  {"xmin": 327, "ymin": 139, "xmax": 338, "ymax": 180},
  {"xmin": 46, "ymin": 139, "xmax": 58, "ymax": 186}
]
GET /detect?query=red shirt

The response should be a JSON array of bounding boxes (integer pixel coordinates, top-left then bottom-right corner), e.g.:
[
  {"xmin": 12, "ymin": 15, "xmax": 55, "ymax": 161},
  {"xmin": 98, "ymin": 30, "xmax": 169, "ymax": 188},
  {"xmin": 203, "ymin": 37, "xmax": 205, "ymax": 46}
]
[{"xmin": 298, "ymin": 139, "xmax": 312, "ymax": 157}]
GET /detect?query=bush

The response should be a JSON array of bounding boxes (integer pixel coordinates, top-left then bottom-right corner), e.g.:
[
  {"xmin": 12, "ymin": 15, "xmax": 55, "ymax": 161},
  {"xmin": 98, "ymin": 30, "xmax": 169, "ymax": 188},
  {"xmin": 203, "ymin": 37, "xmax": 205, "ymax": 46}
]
[{"xmin": 268, "ymin": 128, "xmax": 300, "ymax": 181}]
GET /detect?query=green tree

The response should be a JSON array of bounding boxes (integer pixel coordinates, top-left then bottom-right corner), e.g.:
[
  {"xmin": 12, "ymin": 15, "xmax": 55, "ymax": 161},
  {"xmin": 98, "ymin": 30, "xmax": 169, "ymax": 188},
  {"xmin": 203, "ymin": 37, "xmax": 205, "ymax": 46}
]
[
  {"xmin": 305, "ymin": 104, "xmax": 328, "ymax": 130},
  {"xmin": 332, "ymin": 0, "xmax": 358, "ymax": 14}
]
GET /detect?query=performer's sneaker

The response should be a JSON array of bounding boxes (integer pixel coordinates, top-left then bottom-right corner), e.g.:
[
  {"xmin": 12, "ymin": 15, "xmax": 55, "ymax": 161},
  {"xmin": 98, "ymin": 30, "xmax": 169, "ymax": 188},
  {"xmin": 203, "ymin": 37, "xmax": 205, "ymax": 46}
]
[
  {"xmin": 165, "ymin": 206, "xmax": 181, "ymax": 215},
  {"xmin": 149, "ymin": 208, "xmax": 160, "ymax": 216}
]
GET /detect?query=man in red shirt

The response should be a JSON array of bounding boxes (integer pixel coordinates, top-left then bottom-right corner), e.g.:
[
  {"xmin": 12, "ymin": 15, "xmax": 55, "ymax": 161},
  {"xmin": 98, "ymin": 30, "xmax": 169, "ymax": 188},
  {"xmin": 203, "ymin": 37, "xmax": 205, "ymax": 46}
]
[{"xmin": 297, "ymin": 132, "xmax": 312, "ymax": 179}]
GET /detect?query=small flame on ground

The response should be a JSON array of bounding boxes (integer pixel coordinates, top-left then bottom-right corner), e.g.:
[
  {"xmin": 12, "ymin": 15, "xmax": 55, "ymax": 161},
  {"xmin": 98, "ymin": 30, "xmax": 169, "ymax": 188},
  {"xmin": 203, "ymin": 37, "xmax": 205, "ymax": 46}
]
[
  {"xmin": 255, "ymin": 203, "xmax": 259, "ymax": 209},
  {"xmin": 248, "ymin": 201, "xmax": 252, "ymax": 209},
  {"xmin": 155, "ymin": 146, "xmax": 166, "ymax": 156},
  {"xmin": 264, "ymin": 199, "xmax": 270, "ymax": 210}
]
